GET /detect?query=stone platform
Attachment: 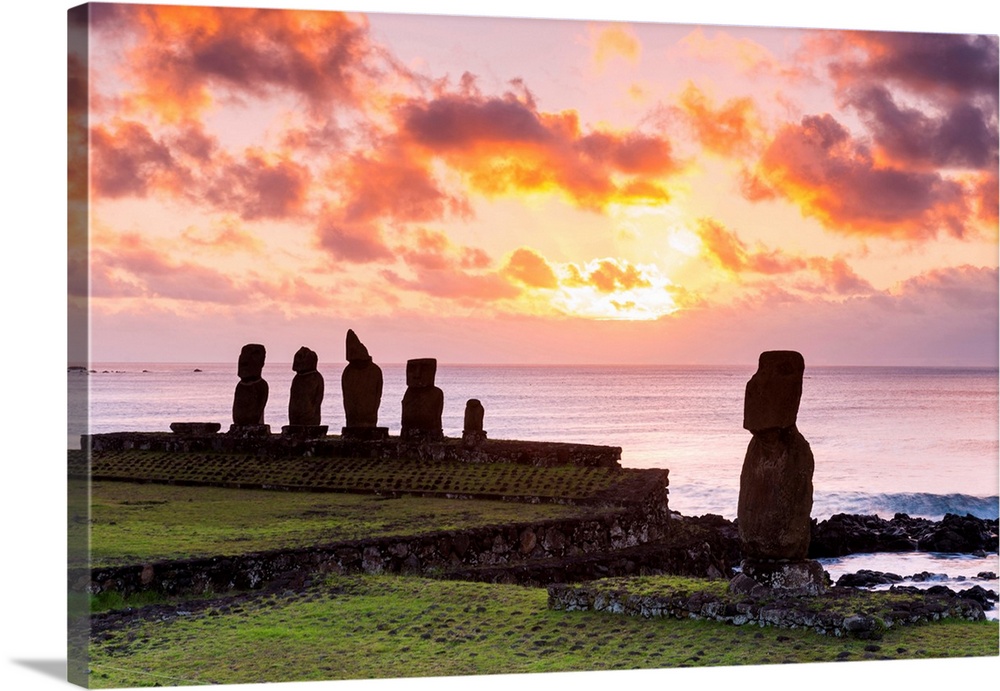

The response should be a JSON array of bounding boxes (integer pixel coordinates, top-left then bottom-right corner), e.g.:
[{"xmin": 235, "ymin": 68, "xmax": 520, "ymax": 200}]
[{"xmin": 82, "ymin": 431, "xmax": 623, "ymax": 468}]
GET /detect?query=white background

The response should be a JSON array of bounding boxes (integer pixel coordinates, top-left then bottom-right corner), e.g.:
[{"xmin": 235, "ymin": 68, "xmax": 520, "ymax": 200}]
[{"xmin": 2, "ymin": 1, "xmax": 998, "ymax": 690}]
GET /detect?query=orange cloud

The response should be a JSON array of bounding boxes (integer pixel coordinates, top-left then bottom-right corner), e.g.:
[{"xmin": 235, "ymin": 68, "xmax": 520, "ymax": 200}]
[
  {"xmin": 696, "ymin": 219, "xmax": 874, "ymax": 296},
  {"xmin": 200, "ymin": 150, "xmax": 311, "ymax": 221},
  {"xmin": 696, "ymin": 219, "xmax": 806, "ymax": 274},
  {"xmin": 397, "ymin": 228, "xmax": 492, "ymax": 272},
  {"xmin": 805, "ymin": 257, "xmax": 875, "ymax": 295},
  {"xmin": 678, "ymin": 28, "xmax": 787, "ymax": 78},
  {"xmin": 180, "ymin": 221, "xmax": 264, "ymax": 254},
  {"xmin": 90, "ymin": 120, "xmax": 177, "ymax": 198},
  {"xmin": 380, "ymin": 267, "xmax": 519, "ymax": 303},
  {"xmin": 590, "ymin": 25, "xmax": 641, "ymax": 70},
  {"xmin": 776, "ymin": 31, "xmax": 997, "ymax": 242},
  {"xmin": 747, "ymin": 114, "xmax": 971, "ymax": 240},
  {"xmin": 396, "ymin": 89, "xmax": 679, "ymax": 211},
  {"xmin": 677, "ymin": 83, "xmax": 763, "ymax": 157},
  {"xmin": 91, "ymin": 119, "xmax": 311, "ymax": 220},
  {"xmin": 575, "ymin": 258, "xmax": 652, "ymax": 293},
  {"xmin": 315, "ymin": 207, "xmax": 393, "ymax": 264},
  {"xmin": 90, "ymin": 232, "xmax": 246, "ymax": 304},
  {"xmin": 336, "ymin": 147, "xmax": 471, "ymax": 225},
  {"xmin": 972, "ymin": 172, "xmax": 999, "ymax": 227},
  {"xmin": 91, "ymin": 4, "xmax": 377, "ymax": 121},
  {"xmin": 502, "ymin": 248, "xmax": 559, "ymax": 289}
]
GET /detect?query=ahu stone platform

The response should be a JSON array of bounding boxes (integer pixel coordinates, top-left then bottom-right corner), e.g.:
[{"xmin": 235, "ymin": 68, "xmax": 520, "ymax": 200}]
[{"xmin": 83, "ymin": 431, "xmax": 623, "ymax": 468}]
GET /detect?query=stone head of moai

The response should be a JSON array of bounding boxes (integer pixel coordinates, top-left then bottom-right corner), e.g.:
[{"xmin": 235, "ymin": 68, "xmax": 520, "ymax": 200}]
[
  {"xmin": 345, "ymin": 329, "xmax": 371, "ymax": 364},
  {"xmin": 406, "ymin": 358, "xmax": 437, "ymax": 388},
  {"xmin": 237, "ymin": 343, "xmax": 266, "ymax": 382},
  {"xmin": 742, "ymin": 350, "xmax": 804, "ymax": 434},
  {"xmin": 292, "ymin": 346, "xmax": 319, "ymax": 374}
]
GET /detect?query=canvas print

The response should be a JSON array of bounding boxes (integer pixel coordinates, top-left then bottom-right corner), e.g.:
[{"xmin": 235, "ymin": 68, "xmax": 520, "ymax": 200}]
[{"xmin": 67, "ymin": 2, "xmax": 999, "ymax": 688}]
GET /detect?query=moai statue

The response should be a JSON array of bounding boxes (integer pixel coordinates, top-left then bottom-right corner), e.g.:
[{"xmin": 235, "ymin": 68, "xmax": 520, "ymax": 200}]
[
  {"xmin": 341, "ymin": 329, "xmax": 388, "ymax": 440},
  {"xmin": 400, "ymin": 358, "xmax": 444, "ymax": 442},
  {"xmin": 282, "ymin": 346, "xmax": 327, "ymax": 438},
  {"xmin": 462, "ymin": 399, "xmax": 487, "ymax": 448},
  {"xmin": 730, "ymin": 350, "xmax": 825, "ymax": 595},
  {"xmin": 230, "ymin": 343, "xmax": 270, "ymax": 435}
]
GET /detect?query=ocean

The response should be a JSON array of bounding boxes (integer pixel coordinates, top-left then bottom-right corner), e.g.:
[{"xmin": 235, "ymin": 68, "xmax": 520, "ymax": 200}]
[
  {"xmin": 70, "ymin": 362, "xmax": 999, "ymax": 521},
  {"xmin": 69, "ymin": 362, "xmax": 999, "ymax": 615}
]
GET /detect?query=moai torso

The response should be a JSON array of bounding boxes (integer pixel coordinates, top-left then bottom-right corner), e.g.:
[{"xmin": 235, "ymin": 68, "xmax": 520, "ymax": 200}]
[
  {"xmin": 232, "ymin": 343, "xmax": 268, "ymax": 425},
  {"xmin": 288, "ymin": 346, "xmax": 324, "ymax": 426},
  {"xmin": 341, "ymin": 329, "xmax": 383, "ymax": 428},
  {"xmin": 400, "ymin": 358, "xmax": 443, "ymax": 440}
]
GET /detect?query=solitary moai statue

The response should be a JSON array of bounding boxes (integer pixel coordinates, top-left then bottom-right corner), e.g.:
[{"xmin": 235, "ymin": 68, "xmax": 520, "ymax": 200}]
[
  {"xmin": 341, "ymin": 329, "xmax": 388, "ymax": 440},
  {"xmin": 282, "ymin": 346, "xmax": 327, "ymax": 438},
  {"xmin": 231, "ymin": 343, "xmax": 270, "ymax": 434},
  {"xmin": 462, "ymin": 399, "xmax": 486, "ymax": 447},
  {"xmin": 731, "ymin": 350, "xmax": 825, "ymax": 594},
  {"xmin": 400, "ymin": 358, "xmax": 444, "ymax": 441}
]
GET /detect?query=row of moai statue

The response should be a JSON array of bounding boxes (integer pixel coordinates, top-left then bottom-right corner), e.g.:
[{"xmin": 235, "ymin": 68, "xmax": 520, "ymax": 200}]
[{"xmin": 229, "ymin": 330, "xmax": 487, "ymax": 444}]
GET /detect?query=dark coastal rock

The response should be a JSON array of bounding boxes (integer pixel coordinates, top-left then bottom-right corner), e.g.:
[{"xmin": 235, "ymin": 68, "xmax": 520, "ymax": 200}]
[
  {"xmin": 232, "ymin": 344, "xmax": 268, "ymax": 426},
  {"xmin": 743, "ymin": 350, "xmax": 804, "ymax": 434},
  {"xmin": 916, "ymin": 513, "xmax": 998, "ymax": 552},
  {"xmin": 956, "ymin": 584, "xmax": 999, "ymax": 610},
  {"xmin": 890, "ymin": 584, "xmax": 995, "ymax": 614},
  {"xmin": 836, "ymin": 569, "xmax": 904, "ymax": 588},
  {"xmin": 737, "ymin": 427, "xmax": 815, "ymax": 561},
  {"xmin": 341, "ymin": 330, "xmax": 384, "ymax": 433},
  {"xmin": 401, "ymin": 358, "xmax": 444, "ymax": 441},
  {"xmin": 809, "ymin": 512, "xmax": 997, "ymax": 558},
  {"xmin": 288, "ymin": 346, "xmax": 324, "ymax": 427}
]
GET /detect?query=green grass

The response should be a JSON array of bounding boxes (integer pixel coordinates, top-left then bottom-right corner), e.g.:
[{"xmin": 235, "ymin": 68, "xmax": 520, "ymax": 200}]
[
  {"xmin": 77, "ymin": 480, "xmax": 597, "ymax": 568},
  {"xmin": 86, "ymin": 574, "xmax": 999, "ymax": 688}
]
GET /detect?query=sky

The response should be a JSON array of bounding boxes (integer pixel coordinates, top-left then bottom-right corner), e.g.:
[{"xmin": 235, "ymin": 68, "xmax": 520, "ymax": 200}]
[{"xmin": 68, "ymin": 1, "xmax": 999, "ymax": 366}]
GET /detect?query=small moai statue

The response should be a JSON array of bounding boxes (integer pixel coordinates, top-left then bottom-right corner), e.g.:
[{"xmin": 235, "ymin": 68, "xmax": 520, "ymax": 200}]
[
  {"xmin": 730, "ymin": 350, "xmax": 825, "ymax": 595},
  {"xmin": 400, "ymin": 358, "xmax": 444, "ymax": 442},
  {"xmin": 282, "ymin": 346, "xmax": 327, "ymax": 438},
  {"xmin": 230, "ymin": 343, "xmax": 270, "ymax": 435},
  {"xmin": 462, "ymin": 399, "xmax": 487, "ymax": 447},
  {"xmin": 341, "ymin": 329, "xmax": 388, "ymax": 440}
]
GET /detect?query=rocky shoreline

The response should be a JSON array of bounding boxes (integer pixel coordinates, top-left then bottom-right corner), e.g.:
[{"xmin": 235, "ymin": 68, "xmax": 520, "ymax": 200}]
[
  {"xmin": 678, "ymin": 510, "xmax": 999, "ymax": 559},
  {"xmin": 809, "ymin": 511, "xmax": 999, "ymax": 557}
]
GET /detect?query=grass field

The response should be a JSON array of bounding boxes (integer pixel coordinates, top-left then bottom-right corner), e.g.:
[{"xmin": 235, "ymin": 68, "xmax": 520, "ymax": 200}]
[
  {"xmin": 73, "ymin": 452, "xmax": 997, "ymax": 687},
  {"xmin": 86, "ymin": 573, "xmax": 999, "ymax": 688},
  {"xmin": 74, "ymin": 480, "xmax": 596, "ymax": 568}
]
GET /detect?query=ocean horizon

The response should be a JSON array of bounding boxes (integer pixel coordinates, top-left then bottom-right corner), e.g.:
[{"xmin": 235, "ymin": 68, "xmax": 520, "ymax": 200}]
[{"xmin": 71, "ymin": 362, "xmax": 999, "ymax": 522}]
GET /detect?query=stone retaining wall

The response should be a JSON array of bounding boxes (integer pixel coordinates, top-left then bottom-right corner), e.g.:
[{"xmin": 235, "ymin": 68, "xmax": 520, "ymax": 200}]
[
  {"xmin": 76, "ymin": 485, "xmax": 671, "ymax": 598},
  {"xmin": 84, "ymin": 432, "xmax": 622, "ymax": 468},
  {"xmin": 547, "ymin": 582, "xmax": 986, "ymax": 638}
]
